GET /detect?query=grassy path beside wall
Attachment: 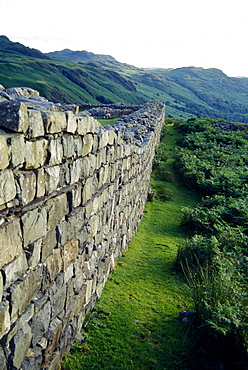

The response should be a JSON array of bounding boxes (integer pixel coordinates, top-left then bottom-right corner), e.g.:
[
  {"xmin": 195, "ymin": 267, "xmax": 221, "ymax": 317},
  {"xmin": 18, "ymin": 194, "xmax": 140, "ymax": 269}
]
[{"xmin": 62, "ymin": 124, "xmax": 199, "ymax": 370}]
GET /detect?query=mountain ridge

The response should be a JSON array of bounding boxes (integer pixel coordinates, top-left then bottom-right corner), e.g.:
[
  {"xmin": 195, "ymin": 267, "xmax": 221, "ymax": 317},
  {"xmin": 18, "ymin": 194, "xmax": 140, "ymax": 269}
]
[{"xmin": 1, "ymin": 36, "xmax": 248, "ymax": 122}]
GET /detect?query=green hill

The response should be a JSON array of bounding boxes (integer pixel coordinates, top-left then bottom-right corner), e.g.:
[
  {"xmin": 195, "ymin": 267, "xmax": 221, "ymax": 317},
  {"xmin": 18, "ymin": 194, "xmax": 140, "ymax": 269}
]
[{"xmin": 1, "ymin": 36, "xmax": 248, "ymax": 122}]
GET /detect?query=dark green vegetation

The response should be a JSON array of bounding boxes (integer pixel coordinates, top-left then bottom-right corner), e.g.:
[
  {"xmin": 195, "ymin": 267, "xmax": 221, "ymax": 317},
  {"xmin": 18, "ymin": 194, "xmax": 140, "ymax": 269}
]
[
  {"xmin": 176, "ymin": 118, "xmax": 248, "ymax": 369},
  {"xmin": 3, "ymin": 35, "xmax": 248, "ymax": 122},
  {"xmin": 61, "ymin": 123, "xmax": 199, "ymax": 369}
]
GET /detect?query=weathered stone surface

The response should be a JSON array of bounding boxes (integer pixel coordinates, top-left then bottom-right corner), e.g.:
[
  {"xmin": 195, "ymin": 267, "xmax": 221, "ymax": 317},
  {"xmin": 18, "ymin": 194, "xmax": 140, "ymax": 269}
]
[
  {"xmin": 10, "ymin": 266, "xmax": 43, "ymax": 321},
  {"xmin": 31, "ymin": 302, "xmax": 51, "ymax": 346},
  {"xmin": 98, "ymin": 130, "xmax": 109, "ymax": 149},
  {"xmin": 0, "ymin": 100, "xmax": 29, "ymax": 133},
  {"xmin": 3, "ymin": 252, "xmax": 28, "ymax": 289},
  {"xmin": 44, "ymin": 317, "xmax": 62, "ymax": 360},
  {"xmin": 0, "ymin": 135, "xmax": 9, "ymax": 170},
  {"xmin": 0, "ymin": 218, "xmax": 22, "ymax": 269},
  {"xmin": 44, "ymin": 350, "xmax": 61, "ymax": 370},
  {"xmin": 0, "ymin": 301, "xmax": 10, "ymax": 339},
  {"xmin": 71, "ymin": 183, "xmax": 82, "ymax": 208},
  {"xmin": 82, "ymin": 176, "xmax": 93, "ymax": 204},
  {"xmin": 4, "ymin": 87, "xmax": 40, "ymax": 99},
  {"xmin": 44, "ymin": 249, "xmax": 62, "ymax": 282},
  {"xmin": 16, "ymin": 171, "xmax": 36, "ymax": 205},
  {"xmin": 22, "ymin": 207, "xmax": 47, "ymax": 247},
  {"xmin": 0, "ymin": 169, "xmax": 16, "ymax": 206},
  {"xmin": 82, "ymin": 133, "xmax": 93, "ymax": 156},
  {"xmin": 62, "ymin": 135, "xmax": 75, "ymax": 159},
  {"xmin": 8, "ymin": 133, "xmax": 25, "ymax": 168},
  {"xmin": 66, "ymin": 110, "xmax": 77, "ymax": 133},
  {"xmin": 46, "ymin": 193, "xmax": 69, "ymax": 231},
  {"xmin": 62, "ymin": 238, "xmax": 79, "ymax": 269},
  {"xmin": 19, "ymin": 346, "xmax": 43, "ymax": 370},
  {"xmin": 10, "ymin": 323, "xmax": 32, "ymax": 369},
  {"xmin": 70, "ymin": 158, "xmax": 83, "ymax": 183},
  {"xmin": 25, "ymin": 239, "xmax": 42, "ymax": 269},
  {"xmin": 16, "ymin": 304, "xmax": 34, "ymax": 331},
  {"xmin": 44, "ymin": 166, "xmax": 60, "ymax": 194},
  {"xmin": 27, "ymin": 109, "xmax": 45, "ymax": 138},
  {"xmin": 36, "ymin": 167, "xmax": 46, "ymax": 198},
  {"xmin": 42, "ymin": 228, "xmax": 57, "ymax": 261},
  {"xmin": 48, "ymin": 138, "xmax": 63, "ymax": 166},
  {"xmin": 42, "ymin": 111, "xmax": 67, "ymax": 134},
  {"xmin": 0, "ymin": 273, "xmax": 3, "ymax": 302},
  {"xmin": 77, "ymin": 115, "xmax": 99, "ymax": 135},
  {"xmin": 25, "ymin": 138, "xmax": 48, "ymax": 169},
  {"xmin": 0, "ymin": 347, "xmax": 7, "ymax": 370}
]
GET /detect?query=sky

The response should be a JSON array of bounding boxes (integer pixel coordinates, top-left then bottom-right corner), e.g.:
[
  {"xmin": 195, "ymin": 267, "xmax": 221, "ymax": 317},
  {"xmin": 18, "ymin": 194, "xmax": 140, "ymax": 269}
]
[{"xmin": 1, "ymin": 0, "xmax": 248, "ymax": 77}]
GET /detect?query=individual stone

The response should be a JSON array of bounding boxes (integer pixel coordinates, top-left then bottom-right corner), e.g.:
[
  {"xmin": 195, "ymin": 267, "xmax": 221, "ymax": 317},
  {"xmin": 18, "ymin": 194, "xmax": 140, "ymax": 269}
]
[
  {"xmin": 89, "ymin": 214, "xmax": 99, "ymax": 238},
  {"xmin": 98, "ymin": 130, "xmax": 109, "ymax": 149},
  {"xmin": 42, "ymin": 229, "xmax": 57, "ymax": 261},
  {"xmin": 10, "ymin": 323, "xmax": 32, "ymax": 369},
  {"xmin": 62, "ymin": 135, "xmax": 75, "ymax": 159},
  {"xmin": 10, "ymin": 266, "xmax": 43, "ymax": 321},
  {"xmin": 70, "ymin": 158, "xmax": 83, "ymax": 184},
  {"xmin": 42, "ymin": 111, "xmax": 67, "ymax": 134},
  {"xmin": 0, "ymin": 100, "xmax": 29, "ymax": 133},
  {"xmin": 71, "ymin": 183, "xmax": 82, "ymax": 208},
  {"xmin": 0, "ymin": 135, "xmax": 9, "ymax": 170},
  {"xmin": 3, "ymin": 252, "xmax": 28, "ymax": 289},
  {"xmin": 25, "ymin": 138, "xmax": 48, "ymax": 169},
  {"xmin": 44, "ymin": 166, "xmax": 60, "ymax": 194},
  {"xmin": 36, "ymin": 167, "xmax": 46, "ymax": 198},
  {"xmin": 48, "ymin": 138, "xmax": 63, "ymax": 166},
  {"xmin": 45, "ymin": 317, "xmax": 62, "ymax": 359},
  {"xmin": 46, "ymin": 193, "xmax": 69, "ymax": 231},
  {"xmin": 62, "ymin": 238, "xmax": 79, "ymax": 270},
  {"xmin": 0, "ymin": 301, "xmax": 10, "ymax": 340},
  {"xmin": 31, "ymin": 302, "xmax": 51, "ymax": 346},
  {"xmin": 82, "ymin": 134, "xmax": 93, "ymax": 156},
  {"xmin": 27, "ymin": 109, "xmax": 45, "ymax": 138},
  {"xmin": 77, "ymin": 115, "xmax": 99, "ymax": 135},
  {"xmin": 44, "ymin": 249, "xmax": 63, "ymax": 282},
  {"xmin": 0, "ymin": 218, "xmax": 22, "ymax": 269},
  {"xmin": 0, "ymin": 169, "xmax": 16, "ymax": 206},
  {"xmin": 82, "ymin": 176, "xmax": 93, "ymax": 204},
  {"xmin": 16, "ymin": 171, "xmax": 36, "ymax": 205},
  {"xmin": 8, "ymin": 133, "xmax": 25, "ymax": 168},
  {"xmin": 25, "ymin": 239, "xmax": 42, "ymax": 269},
  {"xmin": 21, "ymin": 207, "xmax": 47, "ymax": 247},
  {"xmin": 66, "ymin": 111, "xmax": 77, "ymax": 133}
]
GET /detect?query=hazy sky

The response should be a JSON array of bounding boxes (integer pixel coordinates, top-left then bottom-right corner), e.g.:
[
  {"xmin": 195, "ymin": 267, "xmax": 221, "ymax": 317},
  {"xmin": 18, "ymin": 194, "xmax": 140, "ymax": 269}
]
[{"xmin": 1, "ymin": 0, "xmax": 248, "ymax": 77}]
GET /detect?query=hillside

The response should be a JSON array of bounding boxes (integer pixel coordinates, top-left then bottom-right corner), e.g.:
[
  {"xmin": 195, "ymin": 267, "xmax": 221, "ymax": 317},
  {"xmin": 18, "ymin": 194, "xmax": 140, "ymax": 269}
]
[
  {"xmin": 46, "ymin": 49, "xmax": 117, "ymax": 63},
  {"xmin": 2, "ymin": 36, "xmax": 248, "ymax": 122}
]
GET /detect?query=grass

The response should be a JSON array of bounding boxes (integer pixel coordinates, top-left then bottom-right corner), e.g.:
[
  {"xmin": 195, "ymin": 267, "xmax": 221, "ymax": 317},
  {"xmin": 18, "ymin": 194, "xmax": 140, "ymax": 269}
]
[
  {"xmin": 62, "ymin": 124, "xmax": 199, "ymax": 370},
  {"xmin": 97, "ymin": 118, "xmax": 119, "ymax": 126}
]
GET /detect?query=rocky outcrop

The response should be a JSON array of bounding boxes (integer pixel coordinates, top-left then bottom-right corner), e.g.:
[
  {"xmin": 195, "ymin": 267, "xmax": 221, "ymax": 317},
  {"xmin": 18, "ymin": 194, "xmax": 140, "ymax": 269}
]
[{"xmin": 0, "ymin": 88, "xmax": 165, "ymax": 369}]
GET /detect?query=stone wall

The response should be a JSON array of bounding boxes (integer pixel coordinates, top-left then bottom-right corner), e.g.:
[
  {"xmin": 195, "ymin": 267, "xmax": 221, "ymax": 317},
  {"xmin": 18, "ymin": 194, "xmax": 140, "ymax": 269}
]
[{"xmin": 0, "ymin": 95, "xmax": 165, "ymax": 370}]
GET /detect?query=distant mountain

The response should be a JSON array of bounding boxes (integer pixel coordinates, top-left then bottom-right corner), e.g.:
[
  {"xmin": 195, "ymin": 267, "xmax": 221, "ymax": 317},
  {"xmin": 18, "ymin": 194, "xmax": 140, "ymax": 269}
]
[
  {"xmin": 46, "ymin": 49, "xmax": 117, "ymax": 63},
  {"xmin": 2, "ymin": 36, "xmax": 248, "ymax": 122},
  {"xmin": 0, "ymin": 35, "xmax": 49, "ymax": 59}
]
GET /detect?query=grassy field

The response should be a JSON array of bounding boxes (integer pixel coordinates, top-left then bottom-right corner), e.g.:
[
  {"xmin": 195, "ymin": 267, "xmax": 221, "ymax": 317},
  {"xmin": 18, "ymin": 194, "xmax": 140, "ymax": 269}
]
[{"xmin": 62, "ymin": 124, "xmax": 199, "ymax": 369}]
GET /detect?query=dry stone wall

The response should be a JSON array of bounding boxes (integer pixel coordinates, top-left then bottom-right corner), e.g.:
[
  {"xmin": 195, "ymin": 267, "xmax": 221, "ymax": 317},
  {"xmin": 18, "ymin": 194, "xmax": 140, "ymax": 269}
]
[{"xmin": 0, "ymin": 93, "xmax": 165, "ymax": 370}]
